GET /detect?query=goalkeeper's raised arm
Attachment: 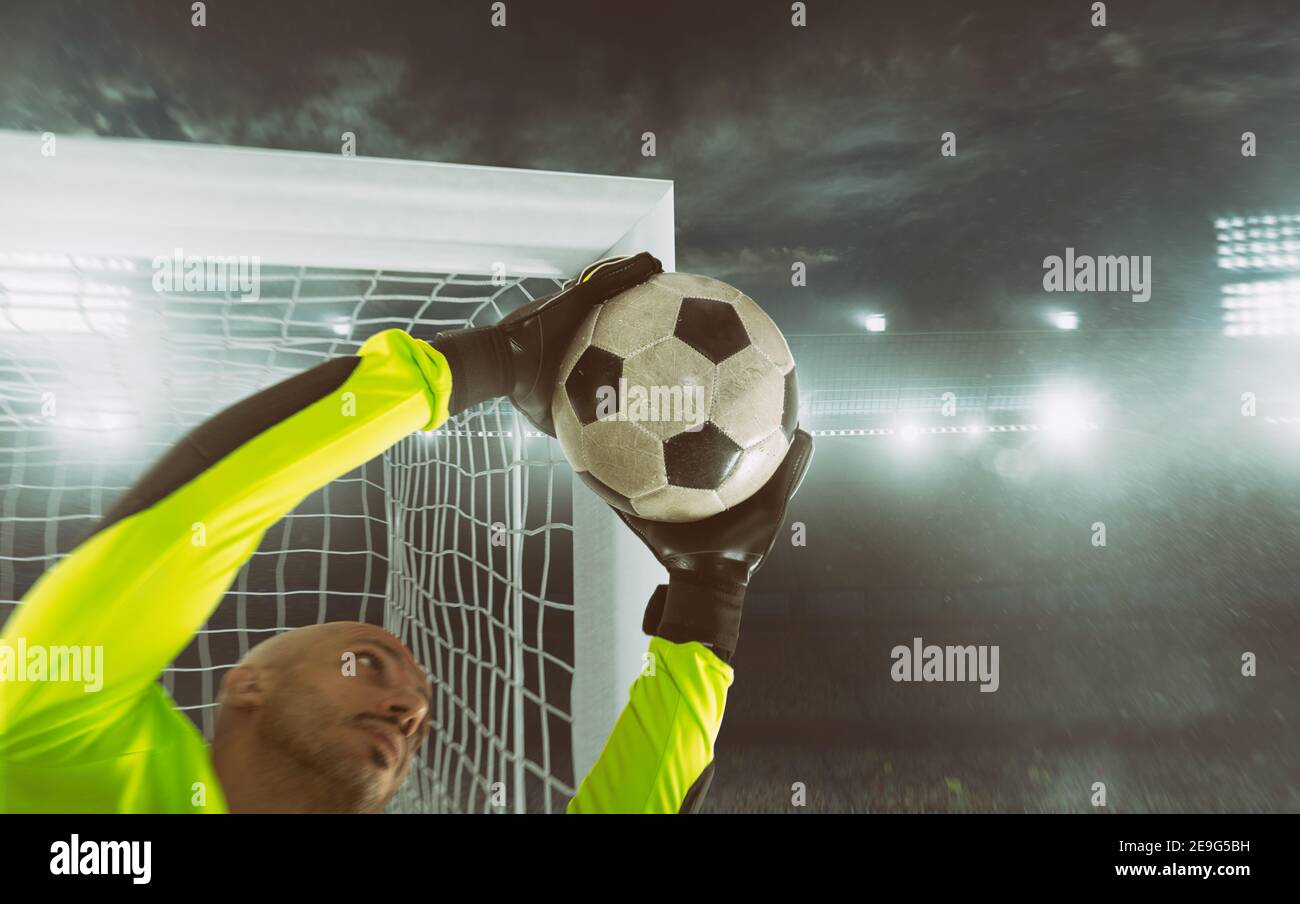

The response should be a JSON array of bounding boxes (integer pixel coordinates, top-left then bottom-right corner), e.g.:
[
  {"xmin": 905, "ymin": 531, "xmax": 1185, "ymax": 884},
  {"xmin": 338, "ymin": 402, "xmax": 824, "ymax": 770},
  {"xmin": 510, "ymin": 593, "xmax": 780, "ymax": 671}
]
[
  {"xmin": 0, "ymin": 324, "xmax": 460, "ymax": 813},
  {"xmin": 0, "ymin": 250, "xmax": 811, "ymax": 814},
  {"xmin": 566, "ymin": 424, "xmax": 813, "ymax": 813}
]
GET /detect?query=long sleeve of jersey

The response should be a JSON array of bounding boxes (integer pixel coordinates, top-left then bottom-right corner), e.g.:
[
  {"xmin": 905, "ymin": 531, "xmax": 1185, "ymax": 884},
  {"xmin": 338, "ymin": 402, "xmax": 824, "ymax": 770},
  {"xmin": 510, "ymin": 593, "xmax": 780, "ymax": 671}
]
[
  {"xmin": 566, "ymin": 635, "xmax": 732, "ymax": 814},
  {"xmin": 0, "ymin": 328, "xmax": 731, "ymax": 814},
  {"xmin": 0, "ymin": 329, "xmax": 451, "ymax": 812}
]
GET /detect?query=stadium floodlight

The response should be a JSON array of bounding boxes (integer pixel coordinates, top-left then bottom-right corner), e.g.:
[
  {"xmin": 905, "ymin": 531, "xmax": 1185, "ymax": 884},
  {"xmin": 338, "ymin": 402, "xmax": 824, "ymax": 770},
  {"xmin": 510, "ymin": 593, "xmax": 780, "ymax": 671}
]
[
  {"xmin": 1035, "ymin": 384, "xmax": 1098, "ymax": 450},
  {"xmin": 1054, "ymin": 311, "xmax": 1079, "ymax": 330},
  {"xmin": 0, "ymin": 292, "xmax": 131, "ymax": 335},
  {"xmin": 892, "ymin": 422, "xmax": 928, "ymax": 451},
  {"xmin": 1220, "ymin": 277, "xmax": 1300, "ymax": 337},
  {"xmin": 51, "ymin": 410, "xmax": 136, "ymax": 441},
  {"xmin": 1214, "ymin": 212, "xmax": 1300, "ymax": 271},
  {"xmin": 0, "ymin": 129, "xmax": 675, "ymax": 813},
  {"xmin": 864, "ymin": 313, "xmax": 887, "ymax": 332}
]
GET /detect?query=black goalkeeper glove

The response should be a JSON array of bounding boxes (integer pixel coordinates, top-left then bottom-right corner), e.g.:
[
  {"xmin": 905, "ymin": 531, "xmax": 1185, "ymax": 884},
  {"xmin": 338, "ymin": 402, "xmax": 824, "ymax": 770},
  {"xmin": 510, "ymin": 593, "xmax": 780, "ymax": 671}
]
[
  {"xmin": 616, "ymin": 428, "xmax": 814, "ymax": 664},
  {"xmin": 429, "ymin": 251, "xmax": 663, "ymax": 429}
]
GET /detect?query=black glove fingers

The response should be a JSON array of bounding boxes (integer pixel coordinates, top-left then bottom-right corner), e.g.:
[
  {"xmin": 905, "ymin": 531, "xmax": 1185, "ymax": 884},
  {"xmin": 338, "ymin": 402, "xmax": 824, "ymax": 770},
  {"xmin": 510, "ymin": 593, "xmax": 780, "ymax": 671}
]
[{"xmin": 501, "ymin": 252, "xmax": 663, "ymax": 438}]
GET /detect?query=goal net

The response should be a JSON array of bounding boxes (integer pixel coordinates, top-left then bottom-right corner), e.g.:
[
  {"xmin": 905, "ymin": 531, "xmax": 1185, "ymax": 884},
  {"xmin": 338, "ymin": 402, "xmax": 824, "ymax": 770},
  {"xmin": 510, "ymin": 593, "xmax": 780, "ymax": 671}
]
[{"xmin": 0, "ymin": 132, "xmax": 675, "ymax": 813}]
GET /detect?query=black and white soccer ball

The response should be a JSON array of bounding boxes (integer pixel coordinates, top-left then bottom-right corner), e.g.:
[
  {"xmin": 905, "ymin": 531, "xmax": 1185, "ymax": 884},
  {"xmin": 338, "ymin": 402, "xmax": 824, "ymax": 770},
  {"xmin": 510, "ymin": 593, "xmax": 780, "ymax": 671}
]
[{"xmin": 552, "ymin": 271, "xmax": 799, "ymax": 523}]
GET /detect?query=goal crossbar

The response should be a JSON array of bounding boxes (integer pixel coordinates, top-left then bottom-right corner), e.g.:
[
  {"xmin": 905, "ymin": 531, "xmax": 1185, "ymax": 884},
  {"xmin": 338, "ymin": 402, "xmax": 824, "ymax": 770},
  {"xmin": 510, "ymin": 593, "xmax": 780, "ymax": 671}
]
[
  {"xmin": 0, "ymin": 129, "xmax": 674, "ymax": 810},
  {"xmin": 0, "ymin": 130, "xmax": 672, "ymax": 277}
]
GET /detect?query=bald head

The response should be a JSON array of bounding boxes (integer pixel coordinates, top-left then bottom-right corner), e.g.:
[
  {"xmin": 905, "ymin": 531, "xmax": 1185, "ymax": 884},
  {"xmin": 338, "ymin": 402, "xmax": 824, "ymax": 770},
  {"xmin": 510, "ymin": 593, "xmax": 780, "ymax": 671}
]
[
  {"xmin": 212, "ymin": 621, "xmax": 432, "ymax": 813},
  {"xmin": 240, "ymin": 621, "xmax": 373, "ymax": 670}
]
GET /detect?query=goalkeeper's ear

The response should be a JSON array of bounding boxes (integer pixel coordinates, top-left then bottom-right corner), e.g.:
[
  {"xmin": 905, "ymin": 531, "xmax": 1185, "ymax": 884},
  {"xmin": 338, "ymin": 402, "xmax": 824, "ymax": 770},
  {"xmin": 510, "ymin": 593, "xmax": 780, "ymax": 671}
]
[{"xmin": 217, "ymin": 664, "xmax": 267, "ymax": 711}]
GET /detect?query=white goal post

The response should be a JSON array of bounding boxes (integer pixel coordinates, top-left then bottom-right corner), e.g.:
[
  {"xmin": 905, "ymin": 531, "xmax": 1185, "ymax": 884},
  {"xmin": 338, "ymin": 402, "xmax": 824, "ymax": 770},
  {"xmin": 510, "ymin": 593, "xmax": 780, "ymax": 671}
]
[{"xmin": 0, "ymin": 130, "xmax": 673, "ymax": 812}]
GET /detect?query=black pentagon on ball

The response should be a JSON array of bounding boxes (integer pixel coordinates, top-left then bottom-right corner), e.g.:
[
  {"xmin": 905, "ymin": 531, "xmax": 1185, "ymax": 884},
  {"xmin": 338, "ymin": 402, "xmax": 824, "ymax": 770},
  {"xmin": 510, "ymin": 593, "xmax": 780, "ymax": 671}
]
[
  {"xmin": 663, "ymin": 421, "xmax": 744, "ymax": 490},
  {"xmin": 781, "ymin": 367, "xmax": 800, "ymax": 439},
  {"xmin": 565, "ymin": 345, "xmax": 624, "ymax": 426},
  {"xmin": 673, "ymin": 297, "xmax": 750, "ymax": 364}
]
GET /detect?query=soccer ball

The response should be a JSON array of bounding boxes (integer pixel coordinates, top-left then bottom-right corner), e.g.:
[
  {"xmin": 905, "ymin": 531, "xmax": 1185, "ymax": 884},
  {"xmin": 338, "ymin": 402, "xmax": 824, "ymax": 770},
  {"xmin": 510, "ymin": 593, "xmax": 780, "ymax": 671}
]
[{"xmin": 552, "ymin": 271, "xmax": 799, "ymax": 523}]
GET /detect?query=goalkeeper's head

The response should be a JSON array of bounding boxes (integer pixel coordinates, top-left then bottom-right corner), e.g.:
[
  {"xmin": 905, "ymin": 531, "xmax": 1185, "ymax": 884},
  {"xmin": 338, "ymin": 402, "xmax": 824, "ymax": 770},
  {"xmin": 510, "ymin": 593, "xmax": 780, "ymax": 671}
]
[{"xmin": 211, "ymin": 620, "xmax": 432, "ymax": 813}]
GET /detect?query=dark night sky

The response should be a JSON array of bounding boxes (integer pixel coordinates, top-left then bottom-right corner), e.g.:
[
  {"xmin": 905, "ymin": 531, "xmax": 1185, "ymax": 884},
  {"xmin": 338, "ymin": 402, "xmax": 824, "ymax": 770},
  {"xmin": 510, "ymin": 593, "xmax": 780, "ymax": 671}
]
[
  {"xmin": 2, "ymin": 0, "xmax": 1298, "ymax": 334},
  {"xmin": 3, "ymin": 2, "xmax": 1297, "ymax": 815}
]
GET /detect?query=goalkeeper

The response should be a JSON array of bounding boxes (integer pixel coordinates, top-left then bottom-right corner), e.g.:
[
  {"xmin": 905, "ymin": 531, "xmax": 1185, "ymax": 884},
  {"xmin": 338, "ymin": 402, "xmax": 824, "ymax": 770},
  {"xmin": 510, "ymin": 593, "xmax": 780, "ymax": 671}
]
[{"xmin": 0, "ymin": 251, "xmax": 813, "ymax": 814}]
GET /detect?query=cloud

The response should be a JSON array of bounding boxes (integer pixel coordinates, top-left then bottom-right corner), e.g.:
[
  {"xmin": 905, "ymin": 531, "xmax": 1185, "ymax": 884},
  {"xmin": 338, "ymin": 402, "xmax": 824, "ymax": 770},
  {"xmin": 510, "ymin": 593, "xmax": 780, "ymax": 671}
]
[
  {"xmin": 4, "ymin": 0, "xmax": 1300, "ymax": 333},
  {"xmin": 1099, "ymin": 33, "xmax": 1145, "ymax": 71},
  {"xmin": 679, "ymin": 245, "xmax": 841, "ymax": 281}
]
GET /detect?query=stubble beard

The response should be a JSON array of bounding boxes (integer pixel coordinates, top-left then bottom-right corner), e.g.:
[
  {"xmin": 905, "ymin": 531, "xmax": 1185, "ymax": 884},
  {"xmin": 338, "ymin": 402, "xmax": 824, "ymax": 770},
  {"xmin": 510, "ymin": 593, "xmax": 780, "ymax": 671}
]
[{"xmin": 257, "ymin": 685, "xmax": 390, "ymax": 813}]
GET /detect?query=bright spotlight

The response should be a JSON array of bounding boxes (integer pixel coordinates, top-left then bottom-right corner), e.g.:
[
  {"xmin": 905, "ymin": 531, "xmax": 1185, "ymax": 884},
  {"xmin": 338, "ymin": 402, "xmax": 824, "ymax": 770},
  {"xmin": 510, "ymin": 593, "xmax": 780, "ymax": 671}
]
[
  {"xmin": 1054, "ymin": 311, "xmax": 1079, "ymax": 330},
  {"xmin": 864, "ymin": 314, "xmax": 887, "ymax": 333},
  {"xmin": 53, "ymin": 411, "xmax": 136, "ymax": 445},
  {"xmin": 1036, "ymin": 385, "xmax": 1098, "ymax": 449},
  {"xmin": 1219, "ymin": 277, "xmax": 1300, "ymax": 337},
  {"xmin": 894, "ymin": 422, "xmax": 924, "ymax": 449}
]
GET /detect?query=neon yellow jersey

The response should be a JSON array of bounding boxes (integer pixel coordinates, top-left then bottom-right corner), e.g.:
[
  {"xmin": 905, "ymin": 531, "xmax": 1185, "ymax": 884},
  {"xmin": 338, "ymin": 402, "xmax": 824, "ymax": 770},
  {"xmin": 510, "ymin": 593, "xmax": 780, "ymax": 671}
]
[
  {"xmin": 565, "ymin": 635, "xmax": 732, "ymax": 813},
  {"xmin": 0, "ymin": 329, "xmax": 732, "ymax": 814}
]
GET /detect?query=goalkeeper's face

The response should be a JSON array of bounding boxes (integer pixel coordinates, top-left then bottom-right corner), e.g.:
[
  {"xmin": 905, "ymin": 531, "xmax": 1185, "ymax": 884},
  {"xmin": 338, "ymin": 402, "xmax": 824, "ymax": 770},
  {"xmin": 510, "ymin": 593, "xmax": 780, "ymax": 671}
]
[{"xmin": 218, "ymin": 621, "xmax": 433, "ymax": 813}]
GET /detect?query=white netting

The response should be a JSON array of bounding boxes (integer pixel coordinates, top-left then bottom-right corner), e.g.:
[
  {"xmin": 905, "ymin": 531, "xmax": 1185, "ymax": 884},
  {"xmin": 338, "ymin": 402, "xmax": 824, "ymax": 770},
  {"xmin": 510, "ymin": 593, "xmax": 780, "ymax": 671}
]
[{"xmin": 0, "ymin": 254, "xmax": 577, "ymax": 813}]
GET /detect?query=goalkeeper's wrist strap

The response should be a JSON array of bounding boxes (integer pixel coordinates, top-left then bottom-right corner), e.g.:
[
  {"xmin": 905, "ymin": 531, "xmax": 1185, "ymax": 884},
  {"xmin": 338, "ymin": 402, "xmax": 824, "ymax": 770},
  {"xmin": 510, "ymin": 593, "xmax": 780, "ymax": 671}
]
[
  {"xmin": 429, "ymin": 326, "xmax": 512, "ymax": 416},
  {"xmin": 642, "ymin": 571, "xmax": 746, "ymax": 665}
]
